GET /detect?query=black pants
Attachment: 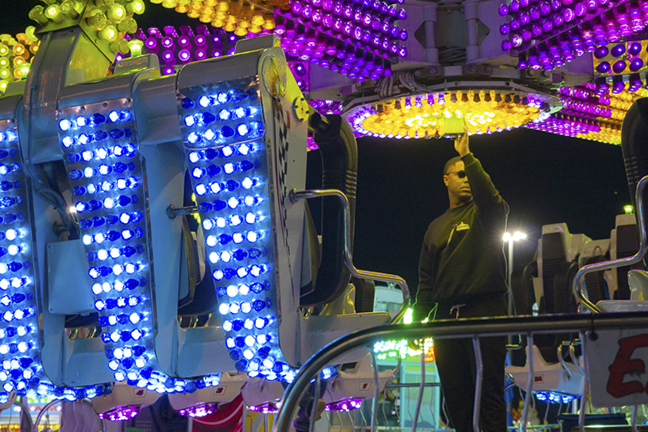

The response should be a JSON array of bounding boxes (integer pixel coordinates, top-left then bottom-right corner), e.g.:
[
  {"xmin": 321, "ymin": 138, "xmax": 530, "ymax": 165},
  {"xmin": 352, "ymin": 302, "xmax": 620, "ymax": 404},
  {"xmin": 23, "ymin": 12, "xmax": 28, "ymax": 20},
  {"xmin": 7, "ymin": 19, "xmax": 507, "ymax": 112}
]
[{"xmin": 433, "ymin": 297, "xmax": 508, "ymax": 432}]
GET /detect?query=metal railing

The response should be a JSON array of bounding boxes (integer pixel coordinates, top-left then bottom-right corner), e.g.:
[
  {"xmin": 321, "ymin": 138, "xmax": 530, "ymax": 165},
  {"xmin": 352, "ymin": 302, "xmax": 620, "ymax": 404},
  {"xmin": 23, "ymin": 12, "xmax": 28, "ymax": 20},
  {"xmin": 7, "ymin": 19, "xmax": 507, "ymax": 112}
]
[
  {"xmin": 290, "ymin": 189, "xmax": 410, "ymax": 324},
  {"xmin": 273, "ymin": 312, "xmax": 648, "ymax": 432},
  {"xmin": 573, "ymin": 175, "xmax": 648, "ymax": 313}
]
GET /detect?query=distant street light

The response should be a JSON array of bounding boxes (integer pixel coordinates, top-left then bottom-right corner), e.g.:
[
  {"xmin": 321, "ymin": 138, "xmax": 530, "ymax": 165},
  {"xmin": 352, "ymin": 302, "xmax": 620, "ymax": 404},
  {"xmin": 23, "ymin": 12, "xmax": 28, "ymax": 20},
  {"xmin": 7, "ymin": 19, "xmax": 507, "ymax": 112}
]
[{"xmin": 503, "ymin": 231, "xmax": 527, "ymax": 317}]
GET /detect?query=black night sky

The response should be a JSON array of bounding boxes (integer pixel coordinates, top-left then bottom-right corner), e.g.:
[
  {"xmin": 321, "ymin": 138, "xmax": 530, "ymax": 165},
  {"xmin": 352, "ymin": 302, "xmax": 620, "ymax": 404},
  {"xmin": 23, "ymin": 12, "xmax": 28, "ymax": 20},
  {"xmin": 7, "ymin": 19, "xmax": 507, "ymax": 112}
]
[{"xmin": 1, "ymin": 3, "xmax": 632, "ymax": 294}]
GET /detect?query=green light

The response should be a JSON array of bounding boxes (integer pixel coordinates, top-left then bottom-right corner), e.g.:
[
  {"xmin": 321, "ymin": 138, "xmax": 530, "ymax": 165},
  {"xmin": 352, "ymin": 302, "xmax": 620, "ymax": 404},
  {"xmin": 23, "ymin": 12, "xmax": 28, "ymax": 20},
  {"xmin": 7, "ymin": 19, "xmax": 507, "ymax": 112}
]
[
  {"xmin": 624, "ymin": 205, "xmax": 634, "ymax": 214},
  {"xmin": 403, "ymin": 308, "xmax": 413, "ymax": 324},
  {"xmin": 0, "ymin": 45, "xmax": 8, "ymax": 57},
  {"xmin": 0, "ymin": 68, "xmax": 10, "ymax": 80},
  {"xmin": 128, "ymin": 39, "xmax": 143, "ymax": 57},
  {"xmin": 98, "ymin": 25, "xmax": 118, "ymax": 42},
  {"xmin": 28, "ymin": 5, "xmax": 50, "ymax": 25},
  {"xmin": 44, "ymin": 5, "xmax": 65, "ymax": 23},
  {"xmin": 0, "ymin": 58, "xmax": 9, "ymax": 68},
  {"xmin": 0, "ymin": 80, "xmax": 8, "ymax": 94},
  {"xmin": 106, "ymin": 4, "xmax": 127, "ymax": 21},
  {"xmin": 127, "ymin": 0, "xmax": 146, "ymax": 14},
  {"xmin": 18, "ymin": 64, "xmax": 30, "ymax": 79}
]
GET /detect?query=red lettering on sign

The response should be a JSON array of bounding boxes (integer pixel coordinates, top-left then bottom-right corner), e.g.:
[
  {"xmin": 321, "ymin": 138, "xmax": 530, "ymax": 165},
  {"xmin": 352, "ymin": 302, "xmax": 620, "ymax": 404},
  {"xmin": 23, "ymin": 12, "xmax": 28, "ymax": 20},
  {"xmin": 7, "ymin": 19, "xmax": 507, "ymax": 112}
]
[
  {"xmin": 534, "ymin": 376, "xmax": 544, "ymax": 383},
  {"xmin": 606, "ymin": 334, "xmax": 648, "ymax": 398}
]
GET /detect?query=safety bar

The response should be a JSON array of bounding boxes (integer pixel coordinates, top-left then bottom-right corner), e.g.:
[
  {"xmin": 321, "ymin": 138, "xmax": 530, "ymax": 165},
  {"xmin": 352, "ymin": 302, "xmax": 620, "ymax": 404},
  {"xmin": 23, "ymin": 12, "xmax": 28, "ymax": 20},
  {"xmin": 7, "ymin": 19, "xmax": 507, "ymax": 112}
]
[
  {"xmin": 272, "ymin": 311, "xmax": 648, "ymax": 432},
  {"xmin": 573, "ymin": 175, "xmax": 648, "ymax": 312},
  {"xmin": 290, "ymin": 189, "xmax": 410, "ymax": 324}
]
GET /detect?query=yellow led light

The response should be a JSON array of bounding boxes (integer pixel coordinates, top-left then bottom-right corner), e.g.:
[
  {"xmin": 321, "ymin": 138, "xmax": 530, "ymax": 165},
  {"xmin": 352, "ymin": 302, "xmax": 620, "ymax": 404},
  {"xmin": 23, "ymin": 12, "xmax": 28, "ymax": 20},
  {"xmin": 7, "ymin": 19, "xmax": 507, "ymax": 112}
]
[
  {"xmin": 60, "ymin": 0, "xmax": 80, "ymax": 18},
  {"xmin": 352, "ymin": 91, "xmax": 542, "ymax": 139},
  {"xmin": 0, "ymin": 45, "xmax": 8, "ymax": 57},
  {"xmin": 117, "ymin": 18, "xmax": 138, "ymax": 33},
  {"xmin": 624, "ymin": 205, "xmax": 634, "ymax": 214},
  {"xmin": 150, "ymin": 0, "xmax": 163, "ymax": 4},
  {"xmin": 0, "ymin": 58, "xmax": 8, "ymax": 68},
  {"xmin": 126, "ymin": 0, "xmax": 146, "ymax": 14},
  {"xmin": 98, "ymin": 25, "xmax": 118, "ymax": 42},
  {"xmin": 13, "ymin": 44, "xmax": 26, "ymax": 57},
  {"xmin": 0, "ymin": 80, "xmax": 8, "ymax": 94},
  {"xmin": 45, "ymin": 4, "xmax": 65, "ymax": 23},
  {"xmin": 109, "ymin": 40, "xmax": 130, "ymax": 54},
  {"xmin": 25, "ymin": 27, "xmax": 38, "ymax": 43},
  {"xmin": 0, "ymin": 68, "xmax": 10, "ymax": 80},
  {"xmin": 87, "ymin": 11, "xmax": 108, "ymax": 31},
  {"xmin": 12, "ymin": 57, "xmax": 24, "ymax": 67},
  {"xmin": 106, "ymin": 4, "xmax": 127, "ymax": 21},
  {"xmin": 29, "ymin": 5, "xmax": 50, "ymax": 26}
]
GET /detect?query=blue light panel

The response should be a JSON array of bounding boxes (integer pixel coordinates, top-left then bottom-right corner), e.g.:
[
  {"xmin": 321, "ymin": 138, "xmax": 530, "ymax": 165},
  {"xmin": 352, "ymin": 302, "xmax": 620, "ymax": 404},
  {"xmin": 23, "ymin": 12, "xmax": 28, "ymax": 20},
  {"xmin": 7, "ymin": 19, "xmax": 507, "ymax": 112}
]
[
  {"xmin": 57, "ymin": 100, "xmax": 220, "ymax": 393},
  {"xmin": 0, "ymin": 120, "xmax": 103, "ymax": 402},
  {"xmin": 177, "ymin": 78, "xmax": 294, "ymax": 382}
]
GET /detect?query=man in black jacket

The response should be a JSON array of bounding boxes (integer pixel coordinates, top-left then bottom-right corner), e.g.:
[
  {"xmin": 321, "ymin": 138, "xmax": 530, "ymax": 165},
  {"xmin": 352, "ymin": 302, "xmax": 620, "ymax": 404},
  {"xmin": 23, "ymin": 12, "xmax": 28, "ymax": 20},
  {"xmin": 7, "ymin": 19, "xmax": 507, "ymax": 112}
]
[{"xmin": 413, "ymin": 129, "xmax": 509, "ymax": 432}]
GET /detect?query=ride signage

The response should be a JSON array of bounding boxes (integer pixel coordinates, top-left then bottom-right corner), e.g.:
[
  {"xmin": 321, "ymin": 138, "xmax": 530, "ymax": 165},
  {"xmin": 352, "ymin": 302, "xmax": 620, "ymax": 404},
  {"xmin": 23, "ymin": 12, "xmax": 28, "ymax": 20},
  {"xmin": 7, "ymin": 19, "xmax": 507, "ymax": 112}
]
[{"xmin": 586, "ymin": 328, "xmax": 648, "ymax": 407}]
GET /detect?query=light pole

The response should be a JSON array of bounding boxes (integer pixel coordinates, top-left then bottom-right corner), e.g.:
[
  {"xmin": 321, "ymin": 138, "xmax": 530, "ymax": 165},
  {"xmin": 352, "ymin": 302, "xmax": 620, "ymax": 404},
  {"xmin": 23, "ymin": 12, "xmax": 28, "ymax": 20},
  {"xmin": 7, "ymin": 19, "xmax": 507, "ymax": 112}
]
[{"xmin": 503, "ymin": 231, "xmax": 527, "ymax": 317}]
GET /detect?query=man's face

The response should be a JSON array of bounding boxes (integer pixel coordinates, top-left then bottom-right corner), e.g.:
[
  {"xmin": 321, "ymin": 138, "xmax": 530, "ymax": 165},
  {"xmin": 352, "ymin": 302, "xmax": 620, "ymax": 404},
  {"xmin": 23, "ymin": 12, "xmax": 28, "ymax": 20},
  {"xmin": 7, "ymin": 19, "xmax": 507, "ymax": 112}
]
[{"xmin": 444, "ymin": 161, "xmax": 472, "ymax": 203}]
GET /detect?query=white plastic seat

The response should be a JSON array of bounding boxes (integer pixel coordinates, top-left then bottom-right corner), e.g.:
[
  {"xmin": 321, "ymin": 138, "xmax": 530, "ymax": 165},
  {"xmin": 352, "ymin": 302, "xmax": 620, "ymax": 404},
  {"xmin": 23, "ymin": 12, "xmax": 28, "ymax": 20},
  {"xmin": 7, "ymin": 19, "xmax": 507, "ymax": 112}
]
[{"xmin": 506, "ymin": 345, "xmax": 584, "ymax": 396}]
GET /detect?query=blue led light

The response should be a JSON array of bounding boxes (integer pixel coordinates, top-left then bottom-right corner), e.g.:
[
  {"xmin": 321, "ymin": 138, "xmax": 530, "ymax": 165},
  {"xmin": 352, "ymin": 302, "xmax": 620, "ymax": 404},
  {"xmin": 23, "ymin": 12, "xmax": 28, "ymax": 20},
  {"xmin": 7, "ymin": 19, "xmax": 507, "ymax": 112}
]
[
  {"xmin": 0, "ymin": 120, "xmax": 107, "ymax": 401},
  {"xmin": 57, "ymin": 103, "xmax": 199, "ymax": 394},
  {"xmin": 177, "ymin": 76, "xmax": 294, "ymax": 380}
]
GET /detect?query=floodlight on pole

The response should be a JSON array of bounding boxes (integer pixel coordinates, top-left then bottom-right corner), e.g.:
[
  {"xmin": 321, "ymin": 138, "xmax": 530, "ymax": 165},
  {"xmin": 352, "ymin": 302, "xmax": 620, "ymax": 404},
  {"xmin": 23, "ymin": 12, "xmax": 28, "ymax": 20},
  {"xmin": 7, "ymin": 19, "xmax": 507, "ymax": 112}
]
[{"xmin": 503, "ymin": 231, "xmax": 527, "ymax": 316}]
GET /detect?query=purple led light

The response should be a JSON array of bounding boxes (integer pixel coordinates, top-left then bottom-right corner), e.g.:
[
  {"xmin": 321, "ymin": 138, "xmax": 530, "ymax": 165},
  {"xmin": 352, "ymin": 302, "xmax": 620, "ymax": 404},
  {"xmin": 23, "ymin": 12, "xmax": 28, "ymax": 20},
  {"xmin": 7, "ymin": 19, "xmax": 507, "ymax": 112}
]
[
  {"xmin": 162, "ymin": 50, "xmax": 176, "ymax": 64},
  {"xmin": 611, "ymin": 44, "xmax": 625, "ymax": 57},
  {"xmin": 629, "ymin": 42, "xmax": 643, "ymax": 55},
  {"xmin": 161, "ymin": 36, "xmax": 175, "ymax": 49},
  {"xmin": 596, "ymin": 61, "xmax": 611, "ymax": 73},
  {"xmin": 178, "ymin": 403, "xmax": 217, "ymax": 418},
  {"xmin": 178, "ymin": 49, "xmax": 192, "ymax": 63},
  {"xmin": 629, "ymin": 57, "xmax": 644, "ymax": 72},
  {"xmin": 249, "ymin": 402, "xmax": 279, "ymax": 413},
  {"xmin": 195, "ymin": 48, "xmax": 207, "ymax": 60},
  {"xmin": 99, "ymin": 406, "xmax": 140, "ymax": 422},
  {"xmin": 326, "ymin": 398, "xmax": 364, "ymax": 412},
  {"xmin": 612, "ymin": 60, "xmax": 627, "ymax": 74},
  {"xmin": 144, "ymin": 37, "xmax": 158, "ymax": 50},
  {"xmin": 178, "ymin": 36, "xmax": 191, "ymax": 48},
  {"xmin": 594, "ymin": 46, "xmax": 609, "ymax": 59}
]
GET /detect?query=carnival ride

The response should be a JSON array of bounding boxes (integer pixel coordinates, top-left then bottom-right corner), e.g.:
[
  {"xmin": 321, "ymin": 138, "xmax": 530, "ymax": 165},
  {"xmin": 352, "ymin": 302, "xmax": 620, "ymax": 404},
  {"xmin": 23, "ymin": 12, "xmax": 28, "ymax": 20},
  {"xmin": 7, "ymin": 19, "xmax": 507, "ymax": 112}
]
[{"xmin": 0, "ymin": 0, "xmax": 647, "ymax": 430}]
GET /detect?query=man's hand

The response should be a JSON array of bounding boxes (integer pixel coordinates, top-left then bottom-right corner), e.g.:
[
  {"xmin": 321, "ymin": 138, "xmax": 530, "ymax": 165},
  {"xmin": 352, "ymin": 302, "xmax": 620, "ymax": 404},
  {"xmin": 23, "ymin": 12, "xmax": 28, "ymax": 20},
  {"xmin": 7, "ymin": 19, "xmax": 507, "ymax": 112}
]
[{"xmin": 454, "ymin": 129, "xmax": 470, "ymax": 157}]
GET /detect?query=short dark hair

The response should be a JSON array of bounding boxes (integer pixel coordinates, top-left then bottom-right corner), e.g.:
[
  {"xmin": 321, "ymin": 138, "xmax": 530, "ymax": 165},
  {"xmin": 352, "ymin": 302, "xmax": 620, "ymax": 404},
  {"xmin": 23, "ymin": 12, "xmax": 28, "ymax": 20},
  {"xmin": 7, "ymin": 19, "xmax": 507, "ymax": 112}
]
[{"xmin": 444, "ymin": 156, "xmax": 462, "ymax": 175}]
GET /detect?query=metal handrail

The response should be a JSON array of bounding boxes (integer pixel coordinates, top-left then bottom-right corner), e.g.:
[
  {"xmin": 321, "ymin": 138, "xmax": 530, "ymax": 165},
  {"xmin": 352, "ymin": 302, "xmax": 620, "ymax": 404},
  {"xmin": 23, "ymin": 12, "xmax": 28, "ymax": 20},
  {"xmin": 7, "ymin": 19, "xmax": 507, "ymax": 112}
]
[
  {"xmin": 272, "ymin": 312, "xmax": 648, "ymax": 432},
  {"xmin": 290, "ymin": 189, "xmax": 410, "ymax": 324},
  {"xmin": 572, "ymin": 175, "xmax": 648, "ymax": 313}
]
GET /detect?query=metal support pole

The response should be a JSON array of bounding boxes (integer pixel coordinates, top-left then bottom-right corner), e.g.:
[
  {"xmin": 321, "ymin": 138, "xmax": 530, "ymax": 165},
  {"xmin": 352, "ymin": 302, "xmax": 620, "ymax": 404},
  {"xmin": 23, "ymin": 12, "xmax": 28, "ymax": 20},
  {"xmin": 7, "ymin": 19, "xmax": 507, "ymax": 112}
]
[
  {"xmin": 166, "ymin": 204, "xmax": 198, "ymax": 220},
  {"xmin": 411, "ymin": 351, "xmax": 425, "ymax": 432},
  {"xmin": 521, "ymin": 333, "xmax": 534, "ymax": 432},
  {"xmin": 472, "ymin": 337, "xmax": 484, "ymax": 432},
  {"xmin": 464, "ymin": 0, "xmax": 481, "ymax": 62}
]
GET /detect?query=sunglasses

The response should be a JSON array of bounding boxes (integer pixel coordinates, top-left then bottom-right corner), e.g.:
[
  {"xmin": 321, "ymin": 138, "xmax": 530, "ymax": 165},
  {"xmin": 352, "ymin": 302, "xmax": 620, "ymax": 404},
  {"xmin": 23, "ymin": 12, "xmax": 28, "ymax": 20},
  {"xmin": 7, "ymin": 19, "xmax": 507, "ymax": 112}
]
[{"xmin": 447, "ymin": 170, "xmax": 467, "ymax": 179}]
